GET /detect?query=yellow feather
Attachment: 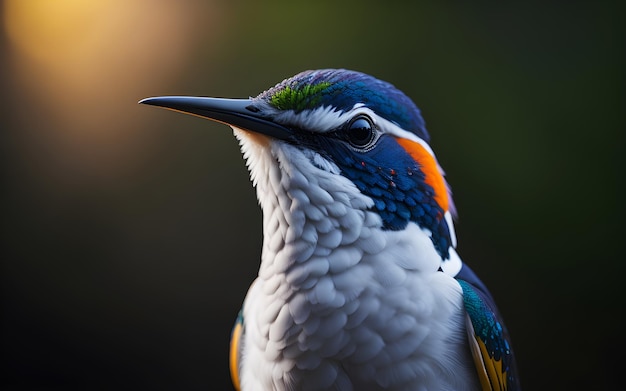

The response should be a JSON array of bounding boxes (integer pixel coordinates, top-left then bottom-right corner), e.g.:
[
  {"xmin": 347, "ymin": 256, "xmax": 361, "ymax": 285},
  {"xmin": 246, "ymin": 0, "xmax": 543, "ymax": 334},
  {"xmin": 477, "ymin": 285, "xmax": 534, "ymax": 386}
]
[{"xmin": 465, "ymin": 314, "xmax": 509, "ymax": 391}]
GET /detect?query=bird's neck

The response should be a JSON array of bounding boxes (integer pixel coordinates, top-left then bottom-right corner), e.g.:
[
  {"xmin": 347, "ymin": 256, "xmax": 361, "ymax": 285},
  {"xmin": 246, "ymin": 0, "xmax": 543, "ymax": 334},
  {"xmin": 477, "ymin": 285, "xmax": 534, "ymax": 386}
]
[{"xmin": 247, "ymin": 142, "xmax": 443, "ymax": 290}]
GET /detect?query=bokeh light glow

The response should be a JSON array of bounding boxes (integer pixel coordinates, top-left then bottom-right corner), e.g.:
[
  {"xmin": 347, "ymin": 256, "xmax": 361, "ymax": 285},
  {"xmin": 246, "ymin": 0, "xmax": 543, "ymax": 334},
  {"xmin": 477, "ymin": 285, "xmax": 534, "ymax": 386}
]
[{"xmin": 4, "ymin": 0, "xmax": 218, "ymax": 175}]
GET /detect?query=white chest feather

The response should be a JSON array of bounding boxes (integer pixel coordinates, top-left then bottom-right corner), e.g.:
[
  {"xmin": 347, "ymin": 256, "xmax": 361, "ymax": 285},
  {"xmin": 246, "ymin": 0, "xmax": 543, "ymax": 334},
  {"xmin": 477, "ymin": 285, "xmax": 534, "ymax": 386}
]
[{"xmin": 234, "ymin": 130, "xmax": 478, "ymax": 391}]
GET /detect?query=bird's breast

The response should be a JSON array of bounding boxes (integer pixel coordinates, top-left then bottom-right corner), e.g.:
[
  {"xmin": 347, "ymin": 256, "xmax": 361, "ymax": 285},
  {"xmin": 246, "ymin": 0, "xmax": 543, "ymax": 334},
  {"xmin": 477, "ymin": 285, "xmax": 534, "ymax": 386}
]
[{"xmin": 239, "ymin": 223, "xmax": 474, "ymax": 390}]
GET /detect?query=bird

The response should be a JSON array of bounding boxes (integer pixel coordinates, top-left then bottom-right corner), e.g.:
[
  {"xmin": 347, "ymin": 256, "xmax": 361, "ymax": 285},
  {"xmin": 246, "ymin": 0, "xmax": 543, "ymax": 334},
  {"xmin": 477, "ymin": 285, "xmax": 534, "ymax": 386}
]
[{"xmin": 140, "ymin": 69, "xmax": 520, "ymax": 391}]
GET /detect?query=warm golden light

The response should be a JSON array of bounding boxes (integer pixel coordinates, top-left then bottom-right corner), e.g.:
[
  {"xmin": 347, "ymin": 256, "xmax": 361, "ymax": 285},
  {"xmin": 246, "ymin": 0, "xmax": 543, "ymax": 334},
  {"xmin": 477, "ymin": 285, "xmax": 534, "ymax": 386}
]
[
  {"xmin": 5, "ymin": 0, "xmax": 98, "ymax": 67},
  {"xmin": 3, "ymin": 0, "xmax": 222, "ymax": 175}
]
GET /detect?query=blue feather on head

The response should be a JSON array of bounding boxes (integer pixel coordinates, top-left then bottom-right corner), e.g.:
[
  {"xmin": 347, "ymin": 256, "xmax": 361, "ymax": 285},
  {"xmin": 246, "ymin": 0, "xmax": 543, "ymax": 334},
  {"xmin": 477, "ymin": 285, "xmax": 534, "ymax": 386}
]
[{"xmin": 259, "ymin": 69, "xmax": 430, "ymax": 142}]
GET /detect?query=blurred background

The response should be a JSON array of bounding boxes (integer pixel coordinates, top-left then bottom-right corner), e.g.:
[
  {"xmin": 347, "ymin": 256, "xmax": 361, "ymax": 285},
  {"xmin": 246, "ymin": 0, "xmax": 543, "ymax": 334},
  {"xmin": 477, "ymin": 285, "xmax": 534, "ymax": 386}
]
[{"xmin": 1, "ymin": 1, "xmax": 623, "ymax": 389}]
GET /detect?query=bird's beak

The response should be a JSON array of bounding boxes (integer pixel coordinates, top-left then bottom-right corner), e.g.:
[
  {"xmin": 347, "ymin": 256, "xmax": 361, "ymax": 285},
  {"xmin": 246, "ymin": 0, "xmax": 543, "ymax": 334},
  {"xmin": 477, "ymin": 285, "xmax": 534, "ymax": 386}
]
[{"xmin": 139, "ymin": 96, "xmax": 292, "ymax": 140}]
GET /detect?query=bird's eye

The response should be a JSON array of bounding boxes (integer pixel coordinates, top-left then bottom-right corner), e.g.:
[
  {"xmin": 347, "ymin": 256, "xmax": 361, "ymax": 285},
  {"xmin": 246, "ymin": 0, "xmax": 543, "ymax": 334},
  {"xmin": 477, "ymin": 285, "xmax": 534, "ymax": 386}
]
[{"xmin": 345, "ymin": 115, "xmax": 377, "ymax": 149}]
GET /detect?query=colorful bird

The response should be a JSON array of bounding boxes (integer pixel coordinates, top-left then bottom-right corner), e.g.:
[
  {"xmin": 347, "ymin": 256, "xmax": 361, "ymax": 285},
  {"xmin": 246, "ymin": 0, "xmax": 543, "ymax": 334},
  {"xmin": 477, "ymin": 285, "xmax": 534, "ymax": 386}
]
[{"xmin": 140, "ymin": 69, "xmax": 520, "ymax": 391}]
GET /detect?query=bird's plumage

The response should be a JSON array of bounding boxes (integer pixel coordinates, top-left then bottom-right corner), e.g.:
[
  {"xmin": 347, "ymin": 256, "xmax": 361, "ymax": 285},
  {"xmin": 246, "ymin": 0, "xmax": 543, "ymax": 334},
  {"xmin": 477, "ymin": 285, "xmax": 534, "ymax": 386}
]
[{"xmin": 140, "ymin": 68, "xmax": 520, "ymax": 391}]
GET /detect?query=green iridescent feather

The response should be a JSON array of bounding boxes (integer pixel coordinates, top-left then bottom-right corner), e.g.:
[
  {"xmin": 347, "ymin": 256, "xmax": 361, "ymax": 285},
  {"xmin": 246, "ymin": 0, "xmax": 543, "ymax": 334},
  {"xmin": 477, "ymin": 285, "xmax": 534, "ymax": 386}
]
[{"xmin": 269, "ymin": 81, "xmax": 332, "ymax": 111}]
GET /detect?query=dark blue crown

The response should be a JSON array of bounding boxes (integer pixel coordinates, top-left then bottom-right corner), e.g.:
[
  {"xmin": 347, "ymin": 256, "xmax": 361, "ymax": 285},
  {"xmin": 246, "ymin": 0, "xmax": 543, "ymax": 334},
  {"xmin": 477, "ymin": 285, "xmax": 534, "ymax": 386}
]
[{"xmin": 257, "ymin": 69, "xmax": 430, "ymax": 142}]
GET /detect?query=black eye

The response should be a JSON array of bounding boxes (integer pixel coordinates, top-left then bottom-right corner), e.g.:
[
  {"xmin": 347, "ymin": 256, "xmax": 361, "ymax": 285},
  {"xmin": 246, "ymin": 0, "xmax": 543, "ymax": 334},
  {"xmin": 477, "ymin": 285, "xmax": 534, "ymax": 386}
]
[{"xmin": 345, "ymin": 115, "xmax": 376, "ymax": 149}]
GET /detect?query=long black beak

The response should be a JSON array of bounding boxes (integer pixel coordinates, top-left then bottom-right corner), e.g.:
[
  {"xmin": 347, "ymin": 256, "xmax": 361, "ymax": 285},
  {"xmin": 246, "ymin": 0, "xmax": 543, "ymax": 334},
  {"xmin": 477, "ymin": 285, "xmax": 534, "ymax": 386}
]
[{"xmin": 139, "ymin": 96, "xmax": 292, "ymax": 140}]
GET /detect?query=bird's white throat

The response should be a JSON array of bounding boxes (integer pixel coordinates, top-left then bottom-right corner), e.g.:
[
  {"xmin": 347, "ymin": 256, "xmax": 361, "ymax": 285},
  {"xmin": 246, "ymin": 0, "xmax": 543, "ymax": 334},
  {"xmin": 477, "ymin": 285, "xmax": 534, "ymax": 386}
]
[
  {"xmin": 231, "ymin": 112, "xmax": 475, "ymax": 390},
  {"xmin": 233, "ymin": 126, "xmax": 444, "ymax": 282}
]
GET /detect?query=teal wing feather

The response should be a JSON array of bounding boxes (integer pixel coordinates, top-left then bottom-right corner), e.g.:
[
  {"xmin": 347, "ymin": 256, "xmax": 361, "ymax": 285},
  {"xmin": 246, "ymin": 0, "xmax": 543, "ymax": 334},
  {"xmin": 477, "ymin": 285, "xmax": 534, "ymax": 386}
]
[{"xmin": 456, "ymin": 266, "xmax": 521, "ymax": 390}]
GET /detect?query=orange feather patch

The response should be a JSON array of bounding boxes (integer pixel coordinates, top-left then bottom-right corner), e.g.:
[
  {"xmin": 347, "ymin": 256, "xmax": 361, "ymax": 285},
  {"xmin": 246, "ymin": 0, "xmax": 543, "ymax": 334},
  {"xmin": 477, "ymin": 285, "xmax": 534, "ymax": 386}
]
[
  {"xmin": 395, "ymin": 137, "xmax": 449, "ymax": 213},
  {"xmin": 229, "ymin": 321, "xmax": 242, "ymax": 391}
]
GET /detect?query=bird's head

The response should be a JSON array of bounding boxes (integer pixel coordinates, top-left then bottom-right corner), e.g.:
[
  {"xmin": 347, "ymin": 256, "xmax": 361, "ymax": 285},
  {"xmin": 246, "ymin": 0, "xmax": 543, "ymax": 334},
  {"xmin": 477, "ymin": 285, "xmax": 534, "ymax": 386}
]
[{"xmin": 141, "ymin": 69, "xmax": 457, "ymax": 260}]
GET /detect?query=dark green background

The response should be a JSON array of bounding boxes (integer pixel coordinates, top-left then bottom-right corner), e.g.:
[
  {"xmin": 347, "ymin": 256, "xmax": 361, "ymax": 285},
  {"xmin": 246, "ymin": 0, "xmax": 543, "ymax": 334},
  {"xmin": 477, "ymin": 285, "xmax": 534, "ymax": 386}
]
[{"xmin": 2, "ymin": 1, "xmax": 623, "ymax": 390}]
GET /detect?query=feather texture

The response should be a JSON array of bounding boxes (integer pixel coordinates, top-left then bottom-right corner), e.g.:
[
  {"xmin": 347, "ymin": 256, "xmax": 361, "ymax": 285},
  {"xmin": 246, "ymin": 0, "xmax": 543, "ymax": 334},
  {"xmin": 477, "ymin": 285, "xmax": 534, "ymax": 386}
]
[{"xmin": 142, "ymin": 68, "xmax": 520, "ymax": 390}]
